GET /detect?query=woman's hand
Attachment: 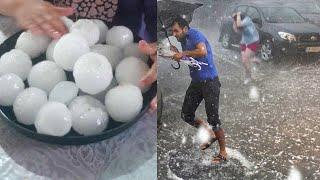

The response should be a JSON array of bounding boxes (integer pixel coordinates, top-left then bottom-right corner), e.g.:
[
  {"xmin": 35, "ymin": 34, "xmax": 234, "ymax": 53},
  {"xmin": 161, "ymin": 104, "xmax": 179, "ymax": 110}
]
[
  {"xmin": 138, "ymin": 40, "xmax": 157, "ymax": 112},
  {"xmin": 9, "ymin": 0, "xmax": 74, "ymax": 39}
]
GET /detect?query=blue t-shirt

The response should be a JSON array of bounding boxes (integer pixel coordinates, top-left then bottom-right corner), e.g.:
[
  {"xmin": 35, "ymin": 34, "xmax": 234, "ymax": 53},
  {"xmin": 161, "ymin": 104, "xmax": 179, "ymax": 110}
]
[
  {"xmin": 181, "ymin": 28, "xmax": 218, "ymax": 82},
  {"xmin": 240, "ymin": 16, "xmax": 259, "ymax": 45}
]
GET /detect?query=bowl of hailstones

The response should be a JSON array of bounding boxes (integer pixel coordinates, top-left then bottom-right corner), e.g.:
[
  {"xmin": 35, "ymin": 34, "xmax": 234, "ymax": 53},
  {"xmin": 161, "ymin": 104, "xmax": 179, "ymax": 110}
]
[{"xmin": 0, "ymin": 17, "xmax": 156, "ymax": 145}]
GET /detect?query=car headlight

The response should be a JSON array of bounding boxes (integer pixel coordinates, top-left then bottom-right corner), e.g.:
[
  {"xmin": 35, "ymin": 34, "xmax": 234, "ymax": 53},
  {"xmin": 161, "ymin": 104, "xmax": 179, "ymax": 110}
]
[{"xmin": 278, "ymin": 32, "xmax": 296, "ymax": 42}]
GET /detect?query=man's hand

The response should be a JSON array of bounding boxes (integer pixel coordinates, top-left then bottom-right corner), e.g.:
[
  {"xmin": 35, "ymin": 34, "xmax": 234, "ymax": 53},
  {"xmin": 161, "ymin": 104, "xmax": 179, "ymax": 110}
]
[
  {"xmin": 170, "ymin": 45, "xmax": 179, "ymax": 53},
  {"xmin": 172, "ymin": 52, "xmax": 183, "ymax": 61},
  {"xmin": 138, "ymin": 40, "xmax": 157, "ymax": 112}
]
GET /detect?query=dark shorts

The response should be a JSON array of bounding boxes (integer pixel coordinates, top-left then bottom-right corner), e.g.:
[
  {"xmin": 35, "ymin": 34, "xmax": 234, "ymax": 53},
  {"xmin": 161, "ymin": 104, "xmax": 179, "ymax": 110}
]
[
  {"xmin": 181, "ymin": 77, "xmax": 221, "ymax": 130},
  {"xmin": 240, "ymin": 41, "xmax": 259, "ymax": 53}
]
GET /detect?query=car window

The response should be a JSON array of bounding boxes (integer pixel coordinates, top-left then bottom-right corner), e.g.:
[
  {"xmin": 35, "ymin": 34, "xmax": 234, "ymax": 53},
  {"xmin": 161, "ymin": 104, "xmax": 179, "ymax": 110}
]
[
  {"xmin": 247, "ymin": 7, "xmax": 261, "ymax": 20},
  {"xmin": 236, "ymin": 6, "xmax": 248, "ymax": 13},
  {"xmin": 261, "ymin": 7, "xmax": 305, "ymax": 23}
]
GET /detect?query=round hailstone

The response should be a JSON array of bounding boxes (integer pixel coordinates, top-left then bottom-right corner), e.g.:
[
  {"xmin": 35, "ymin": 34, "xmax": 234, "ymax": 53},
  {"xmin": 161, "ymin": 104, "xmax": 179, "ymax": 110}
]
[
  {"xmin": 123, "ymin": 43, "xmax": 148, "ymax": 63},
  {"xmin": 79, "ymin": 78, "xmax": 118, "ymax": 103},
  {"xmin": 69, "ymin": 96, "xmax": 108, "ymax": 136},
  {"xmin": 15, "ymin": 31, "xmax": 51, "ymax": 58},
  {"xmin": 91, "ymin": 44, "xmax": 123, "ymax": 69},
  {"xmin": 35, "ymin": 102, "xmax": 72, "ymax": 136},
  {"xmin": 13, "ymin": 87, "xmax": 47, "ymax": 125},
  {"xmin": 53, "ymin": 33, "xmax": 90, "ymax": 71},
  {"xmin": 115, "ymin": 57, "xmax": 150, "ymax": 92},
  {"xmin": 105, "ymin": 85, "xmax": 143, "ymax": 122},
  {"xmin": 0, "ymin": 49, "xmax": 32, "ymax": 80},
  {"xmin": 70, "ymin": 19, "xmax": 100, "ymax": 46},
  {"xmin": 46, "ymin": 39, "xmax": 58, "ymax": 61},
  {"xmin": 49, "ymin": 81, "xmax": 79, "ymax": 105},
  {"xmin": 28, "ymin": 61, "xmax": 67, "ymax": 93},
  {"xmin": 106, "ymin": 26, "xmax": 133, "ymax": 48},
  {"xmin": 61, "ymin": 16, "xmax": 74, "ymax": 30},
  {"xmin": 0, "ymin": 30, "xmax": 7, "ymax": 44},
  {"xmin": 0, "ymin": 73, "xmax": 25, "ymax": 106},
  {"xmin": 73, "ymin": 52, "xmax": 113, "ymax": 94},
  {"xmin": 92, "ymin": 19, "xmax": 108, "ymax": 44}
]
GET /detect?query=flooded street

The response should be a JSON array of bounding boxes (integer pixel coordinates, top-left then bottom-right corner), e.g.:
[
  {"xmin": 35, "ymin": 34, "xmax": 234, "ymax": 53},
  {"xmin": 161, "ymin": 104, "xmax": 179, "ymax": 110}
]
[{"xmin": 157, "ymin": 14, "xmax": 320, "ymax": 179}]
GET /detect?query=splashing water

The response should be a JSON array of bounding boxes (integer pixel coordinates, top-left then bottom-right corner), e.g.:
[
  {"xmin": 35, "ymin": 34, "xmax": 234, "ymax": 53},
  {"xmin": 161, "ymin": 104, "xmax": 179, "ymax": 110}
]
[
  {"xmin": 196, "ymin": 126, "xmax": 211, "ymax": 144},
  {"xmin": 287, "ymin": 167, "xmax": 302, "ymax": 180},
  {"xmin": 249, "ymin": 86, "xmax": 260, "ymax": 102},
  {"xmin": 226, "ymin": 148, "xmax": 254, "ymax": 171},
  {"xmin": 181, "ymin": 135, "xmax": 187, "ymax": 144}
]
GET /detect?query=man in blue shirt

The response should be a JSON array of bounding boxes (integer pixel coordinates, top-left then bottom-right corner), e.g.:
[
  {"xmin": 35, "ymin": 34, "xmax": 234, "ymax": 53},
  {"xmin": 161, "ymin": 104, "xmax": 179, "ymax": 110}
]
[{"xmin": 171, "ymin": 16, "xmax": 227, "ymax": 163}]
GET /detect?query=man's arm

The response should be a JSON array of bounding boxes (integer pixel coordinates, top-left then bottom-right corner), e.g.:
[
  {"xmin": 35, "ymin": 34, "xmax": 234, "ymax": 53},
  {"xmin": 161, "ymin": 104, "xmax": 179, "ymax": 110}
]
[
  {"xmin": 172, "ymin": 42, "xmax": 207, "ymax": 61},
  {"xmin": 183, "ymin": 42, "xmax": 207, "ymax": 57}
]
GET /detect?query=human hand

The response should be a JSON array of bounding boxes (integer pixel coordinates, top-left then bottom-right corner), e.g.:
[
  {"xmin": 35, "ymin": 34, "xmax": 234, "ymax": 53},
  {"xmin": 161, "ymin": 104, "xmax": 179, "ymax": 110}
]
[
  {"xmin": 170, "ymin": 45, "xmax": 179, "ymax": 53},
  {"xmin": 172, "ymin": 52, "xmax": 183, "ymax": 61},
  {"xmin": 138, "ymin": 40, "xmax": 157, "ymax": 112},
  {"xmin": 13, "ymin": 0, "xmax": 74, "ymax": 39}
]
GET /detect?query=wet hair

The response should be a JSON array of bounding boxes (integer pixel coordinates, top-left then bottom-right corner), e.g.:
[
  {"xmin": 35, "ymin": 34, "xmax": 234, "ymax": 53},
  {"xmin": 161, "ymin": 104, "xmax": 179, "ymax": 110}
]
[
  {"xmin": 233, "ymin": 13, "xmax": 246, "ymax": 21},
  {"xmin": 171, "ymin": 15, "xmax": 190, "ymax": 29}
]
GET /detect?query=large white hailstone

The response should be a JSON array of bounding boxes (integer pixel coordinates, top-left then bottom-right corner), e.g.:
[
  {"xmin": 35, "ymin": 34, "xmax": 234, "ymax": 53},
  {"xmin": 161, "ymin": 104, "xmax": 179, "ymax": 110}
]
[
  {"xmin": 105, "ymin": 85, "xmax": 143, "ymax": 122},
  {"xmin": 0, "ymin": 31, "xmax": 7, "ymax": 44},
  {"xmin": 13, "ymin": 87, "xmax": 47, "ymax": 125},
  {"xmin": 0, "ymin": 49, "xmax": 32, "ymax": 80},
  {"xmin": 79, "ymin": 78, "xmax": 118, "ymax": 103},
  {"xmin": 0, "ymin": 73, "xmax": 25, "ymax": 106},
  {"xmin": 70, "ymin": 19, "xmax": 100, "ymax": 46},
  {"xmin": 69, "ymin": 96, "xmax": 109, "ymax": 136},
  {"xmin": 123, "ymin": 43, "xmax": 148, "ymax": 63},
  {"xmin": 53, "ymin": 33, "xmax": 90, "ymax": 71},
  {"xmin": 91, "ymin": 44, "xmax": 123, "ymax": 69},
  {"xmin": 15, "ymin": 31, "xmax": 51, "ymax": 58},
  {"xmin": 46, "ymin": 39, "xmax": 58, "ymax": 61},
  {"xmin": 61, "ymin": 16, "xmax": 74, "ymax": 30},
  {"xmin": 106, "ymin": 26, "xmax": 133, "ymax": 48},
  {"xmin": 115, "ymin": 57, "xmax": 150, "ymax": 92},
  {"xmin": 35, "ymin": 102, "xmax": 72, "ymax": 136},
  {"xmin": 73, "ymin": 52, "xmax": 113, "ymax": 94},
  {"xmin": 49, "ymin": 81, "xmax": 79, "ymax": 105},
  {"xmin": 28, "ymin": 61, "xmax": 67, "ymax": 94},
  {"xmin": 92, "ymin": 19, "xmax": 108, "ymax": 44}
]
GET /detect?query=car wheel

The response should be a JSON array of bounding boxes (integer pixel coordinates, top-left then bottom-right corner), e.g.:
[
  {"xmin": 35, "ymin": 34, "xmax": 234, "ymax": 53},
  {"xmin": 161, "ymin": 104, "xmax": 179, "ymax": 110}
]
[
  {"xmin": 221, "ymin": 33, "xmax": 231, "ymax": 49},
  {"xmin": 260, "ymin": 41, "xmax": 273, "ymax": 61}
]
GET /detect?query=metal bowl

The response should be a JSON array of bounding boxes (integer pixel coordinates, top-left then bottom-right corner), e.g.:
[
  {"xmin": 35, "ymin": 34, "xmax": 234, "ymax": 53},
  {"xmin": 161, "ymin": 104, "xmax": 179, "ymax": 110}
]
[{"xmin": 0, "ymin": 31, "xmax": 157, "ymax": 145}]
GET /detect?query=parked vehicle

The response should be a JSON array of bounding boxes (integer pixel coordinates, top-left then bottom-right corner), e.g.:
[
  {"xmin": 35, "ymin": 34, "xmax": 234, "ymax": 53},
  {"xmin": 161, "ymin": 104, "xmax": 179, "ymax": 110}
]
[
  {"xmin": 218, "ymin": 2, "xmax": 320, "ymax": 61},
  {"xmin": 282, "ymin": 1, "xmax": 320, "ymax": 26}
]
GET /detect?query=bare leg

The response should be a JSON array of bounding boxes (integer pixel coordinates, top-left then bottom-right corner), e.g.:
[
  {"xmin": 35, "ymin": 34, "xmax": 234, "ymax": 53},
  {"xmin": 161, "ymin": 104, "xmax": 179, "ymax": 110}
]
[
  {"xmin": 212, "ymin": 128, "xmax": 228, "ymax": 163},
  {"xmin": 241, "ymin": 50, "xmax": 252, "ymax": 84}
]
